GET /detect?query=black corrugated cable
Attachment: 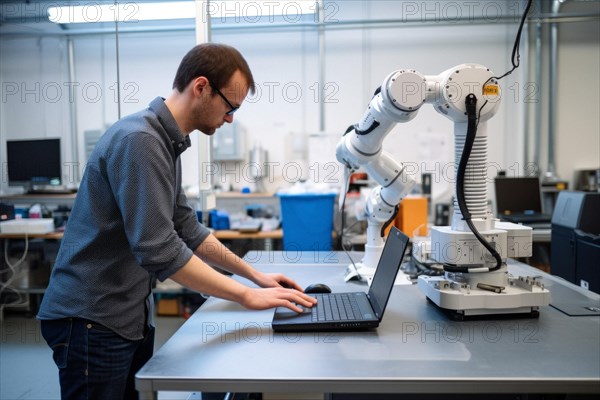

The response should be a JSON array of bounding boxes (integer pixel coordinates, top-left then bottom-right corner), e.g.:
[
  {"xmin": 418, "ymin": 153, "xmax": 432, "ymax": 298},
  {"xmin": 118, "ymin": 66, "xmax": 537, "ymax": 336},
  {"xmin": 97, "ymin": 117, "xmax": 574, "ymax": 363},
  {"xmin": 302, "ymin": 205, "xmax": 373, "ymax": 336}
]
[{"xmin": 443, "ymin": 94, "xmax": 503, "ymax": 274}]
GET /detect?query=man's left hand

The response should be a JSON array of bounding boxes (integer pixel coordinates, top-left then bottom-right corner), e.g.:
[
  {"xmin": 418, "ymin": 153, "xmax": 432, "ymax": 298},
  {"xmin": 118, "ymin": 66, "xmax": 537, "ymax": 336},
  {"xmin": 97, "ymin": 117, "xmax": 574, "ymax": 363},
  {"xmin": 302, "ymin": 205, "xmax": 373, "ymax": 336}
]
[{"xmin": 253, "ymin": 272, "xmax": 304, "ymax": 292}]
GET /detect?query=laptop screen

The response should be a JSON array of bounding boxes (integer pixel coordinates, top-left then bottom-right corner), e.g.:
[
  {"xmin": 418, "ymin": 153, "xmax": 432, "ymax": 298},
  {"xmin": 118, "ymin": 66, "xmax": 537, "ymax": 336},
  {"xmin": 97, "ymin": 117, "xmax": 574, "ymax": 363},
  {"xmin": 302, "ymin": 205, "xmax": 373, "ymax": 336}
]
[
  {"xmin": 368, "ymin": 227, "xmax": 409, "ymax": 319},
  {"xmin": 494, "ymin": 177, "xmax": 543, "ymax": 215}
]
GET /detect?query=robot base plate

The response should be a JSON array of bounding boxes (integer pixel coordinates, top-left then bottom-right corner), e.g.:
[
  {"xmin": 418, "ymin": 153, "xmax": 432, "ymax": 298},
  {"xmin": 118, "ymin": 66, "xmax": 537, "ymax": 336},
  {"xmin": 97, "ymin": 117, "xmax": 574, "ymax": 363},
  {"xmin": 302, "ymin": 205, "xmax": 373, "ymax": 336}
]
[{"xmin": 418, "ymin": 275, "xmax": 551, "ymax": 319}]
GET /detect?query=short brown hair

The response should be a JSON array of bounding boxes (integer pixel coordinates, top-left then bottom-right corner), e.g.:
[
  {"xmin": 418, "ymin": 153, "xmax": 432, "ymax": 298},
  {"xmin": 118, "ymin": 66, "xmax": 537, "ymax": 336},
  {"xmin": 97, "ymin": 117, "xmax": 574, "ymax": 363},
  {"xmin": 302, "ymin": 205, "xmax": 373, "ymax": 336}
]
[{"xmin": 172, "ymin": 43, "xmax": 255, "ymax": 95}]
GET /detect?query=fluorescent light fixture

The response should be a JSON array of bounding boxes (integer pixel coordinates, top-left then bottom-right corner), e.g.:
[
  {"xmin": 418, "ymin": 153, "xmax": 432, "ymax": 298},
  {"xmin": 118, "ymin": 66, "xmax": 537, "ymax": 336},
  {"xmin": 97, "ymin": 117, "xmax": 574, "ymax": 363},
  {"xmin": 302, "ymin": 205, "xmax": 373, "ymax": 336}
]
[{"xmin": 48, "ymin": 1, "xmax": 319, "ymax": 24}]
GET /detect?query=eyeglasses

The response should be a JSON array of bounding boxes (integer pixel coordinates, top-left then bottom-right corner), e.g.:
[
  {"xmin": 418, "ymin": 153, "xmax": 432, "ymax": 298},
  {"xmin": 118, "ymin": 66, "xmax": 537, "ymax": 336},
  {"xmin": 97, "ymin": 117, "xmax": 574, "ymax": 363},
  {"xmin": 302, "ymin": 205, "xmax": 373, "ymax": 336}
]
[{"xmin": 210, "ymin": 83, "xmax": 239, "ymax": 116}]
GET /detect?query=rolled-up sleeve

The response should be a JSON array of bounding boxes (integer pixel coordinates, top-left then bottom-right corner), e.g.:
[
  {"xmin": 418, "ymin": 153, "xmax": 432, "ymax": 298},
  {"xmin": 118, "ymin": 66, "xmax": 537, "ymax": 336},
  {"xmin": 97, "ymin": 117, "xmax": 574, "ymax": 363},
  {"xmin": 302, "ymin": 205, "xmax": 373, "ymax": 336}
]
[{"xmin": 107, "ymin": 132, "xmax": 194, "ymax": 281}]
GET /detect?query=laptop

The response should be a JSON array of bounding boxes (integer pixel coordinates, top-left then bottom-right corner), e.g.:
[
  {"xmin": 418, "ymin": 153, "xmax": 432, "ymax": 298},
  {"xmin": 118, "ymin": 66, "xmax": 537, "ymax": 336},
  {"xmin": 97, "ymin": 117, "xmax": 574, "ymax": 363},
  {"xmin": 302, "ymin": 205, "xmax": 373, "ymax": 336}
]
[
  {"xmin": 494, "ymin": 177, "xmax": 551, "ymax": 225},
  {"xmin": 272, "ymin": 226, "xmax": 409, "ymax": 332}
]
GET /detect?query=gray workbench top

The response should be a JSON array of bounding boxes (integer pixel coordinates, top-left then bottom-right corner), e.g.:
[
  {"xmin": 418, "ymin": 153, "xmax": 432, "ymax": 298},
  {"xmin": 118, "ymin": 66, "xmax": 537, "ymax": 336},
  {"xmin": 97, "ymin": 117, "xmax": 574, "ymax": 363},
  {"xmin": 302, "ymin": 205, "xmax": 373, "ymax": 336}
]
[{"xmin": 136, "ymin": 252, "xmax": 600, "ymax": 397}]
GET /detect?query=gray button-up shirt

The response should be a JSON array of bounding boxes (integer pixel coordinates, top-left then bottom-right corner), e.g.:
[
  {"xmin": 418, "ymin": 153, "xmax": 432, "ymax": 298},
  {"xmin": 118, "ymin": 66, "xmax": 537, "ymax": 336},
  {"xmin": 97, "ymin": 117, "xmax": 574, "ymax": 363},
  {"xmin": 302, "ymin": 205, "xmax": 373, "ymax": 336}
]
[{"xmin": 38, "ymin": 97, "xmax": 210, "ymax": 340}]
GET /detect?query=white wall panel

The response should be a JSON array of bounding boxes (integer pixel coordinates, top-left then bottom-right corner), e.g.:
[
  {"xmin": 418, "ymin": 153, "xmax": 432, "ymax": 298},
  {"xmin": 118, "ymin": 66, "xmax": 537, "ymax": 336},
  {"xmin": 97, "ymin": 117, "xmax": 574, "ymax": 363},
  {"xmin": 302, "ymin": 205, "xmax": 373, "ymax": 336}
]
[{"xmin": 1, "ymin": 0, "xmax": 598, "ymax": 199}]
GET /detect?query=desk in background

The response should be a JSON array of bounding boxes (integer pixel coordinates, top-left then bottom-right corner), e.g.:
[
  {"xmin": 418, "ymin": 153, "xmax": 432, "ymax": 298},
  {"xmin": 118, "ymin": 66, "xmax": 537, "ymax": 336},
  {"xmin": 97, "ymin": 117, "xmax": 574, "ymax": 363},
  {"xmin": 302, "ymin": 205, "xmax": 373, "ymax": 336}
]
[
  {"xmin": 1, "ymin": 192, "xmax": 282, "ymax": 248},
  {"xmin": 0, "ymin": 230, "xmax": 282, "ymax": 243},
  {"xmin": 0, "ymin": 193, "xmax": 77, "ymax": 207},
  {"xmin": 0, "ymin": 231, "xmax": 64, "ymax": 318},
  {"xmin": 0, "ymin": 230, "xmax": 283, "ymax": 282},
  {"xmin": 0, "ymin": 229, "xmax": 283, "ymax": 318},
  {"xmin": 135, "ymin": 252, "xmax": 600, "ymax": 400},
  {"xmin": 0, "ymin": 232, "xmax": 64, "ymax": 240},
  {"xmin": 213, "ymin": 229, "xmax": 281, "ymax": 243}
]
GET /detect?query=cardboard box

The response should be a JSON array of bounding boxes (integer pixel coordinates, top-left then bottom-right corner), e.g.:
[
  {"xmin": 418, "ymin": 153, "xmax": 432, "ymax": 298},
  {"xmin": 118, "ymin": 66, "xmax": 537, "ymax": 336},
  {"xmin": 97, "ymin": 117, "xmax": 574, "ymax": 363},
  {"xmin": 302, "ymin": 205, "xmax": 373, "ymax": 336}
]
[{"xmin": 157, "ymin": 298, "xmax": 180, "ymax": 316}]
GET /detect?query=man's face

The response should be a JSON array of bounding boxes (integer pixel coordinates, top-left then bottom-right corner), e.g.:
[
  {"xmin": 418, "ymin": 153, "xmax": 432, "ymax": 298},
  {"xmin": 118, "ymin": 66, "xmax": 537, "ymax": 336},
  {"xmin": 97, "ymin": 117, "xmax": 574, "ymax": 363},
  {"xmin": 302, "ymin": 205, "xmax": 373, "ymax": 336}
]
[{"xmin": 193, "ymin": 70, "xmax": 249, "ymax": 136}]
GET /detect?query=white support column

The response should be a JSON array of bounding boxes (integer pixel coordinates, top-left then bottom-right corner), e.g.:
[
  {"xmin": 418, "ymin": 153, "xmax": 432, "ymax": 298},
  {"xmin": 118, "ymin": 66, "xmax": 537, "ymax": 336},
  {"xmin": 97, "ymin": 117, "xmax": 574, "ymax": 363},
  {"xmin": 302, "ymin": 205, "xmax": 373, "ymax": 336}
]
[{"xmin": 195, "ymin": 1, "xmax": 216, "ymax": 215}]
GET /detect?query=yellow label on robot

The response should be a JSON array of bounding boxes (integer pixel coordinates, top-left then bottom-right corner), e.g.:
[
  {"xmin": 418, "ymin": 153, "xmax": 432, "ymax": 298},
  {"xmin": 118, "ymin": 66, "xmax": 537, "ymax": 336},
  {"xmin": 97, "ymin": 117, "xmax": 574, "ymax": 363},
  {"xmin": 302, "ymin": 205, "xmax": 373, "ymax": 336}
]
[{"xmin": 483, "ymin": 85, "xmax": 499, "ymax": 96}]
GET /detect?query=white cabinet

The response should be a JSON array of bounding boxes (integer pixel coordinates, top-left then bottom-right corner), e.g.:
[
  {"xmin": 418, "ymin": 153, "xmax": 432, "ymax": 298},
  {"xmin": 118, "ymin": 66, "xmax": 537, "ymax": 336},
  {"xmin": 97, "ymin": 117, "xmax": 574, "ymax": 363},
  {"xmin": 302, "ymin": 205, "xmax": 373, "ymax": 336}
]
[{"xmin": 212, "ymin": 121, "xmax": 246, "ymax": 161}]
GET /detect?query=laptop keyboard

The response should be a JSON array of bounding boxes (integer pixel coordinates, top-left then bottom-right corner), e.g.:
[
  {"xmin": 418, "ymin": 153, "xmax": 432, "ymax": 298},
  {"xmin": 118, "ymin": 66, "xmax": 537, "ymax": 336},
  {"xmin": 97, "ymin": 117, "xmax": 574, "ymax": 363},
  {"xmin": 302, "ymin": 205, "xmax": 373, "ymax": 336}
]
[{"xmin": 311, "ymin": 293, "xmax": 362, "ymax": 322}]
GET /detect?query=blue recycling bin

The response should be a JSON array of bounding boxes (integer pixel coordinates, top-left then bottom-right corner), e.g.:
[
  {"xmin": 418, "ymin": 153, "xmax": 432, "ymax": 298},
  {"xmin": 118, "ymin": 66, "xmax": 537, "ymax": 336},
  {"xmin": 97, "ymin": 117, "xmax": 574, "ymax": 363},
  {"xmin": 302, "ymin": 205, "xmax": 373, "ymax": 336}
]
[{"xmin": 278, "ymin": 193, "xmax": 336, "ymax": 251}]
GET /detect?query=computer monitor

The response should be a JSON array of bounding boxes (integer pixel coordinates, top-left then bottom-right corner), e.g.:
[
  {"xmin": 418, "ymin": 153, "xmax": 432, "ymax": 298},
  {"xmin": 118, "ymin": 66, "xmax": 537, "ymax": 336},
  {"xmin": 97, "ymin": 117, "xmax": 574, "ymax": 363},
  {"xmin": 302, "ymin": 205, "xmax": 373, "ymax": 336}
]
[
  {"xmin": 494, "ymin": 176, "xmax": 543, "ymax": 216},
  {"xmin": 6, "ymin": 138, "xmax": 62, "ymax": 190}
]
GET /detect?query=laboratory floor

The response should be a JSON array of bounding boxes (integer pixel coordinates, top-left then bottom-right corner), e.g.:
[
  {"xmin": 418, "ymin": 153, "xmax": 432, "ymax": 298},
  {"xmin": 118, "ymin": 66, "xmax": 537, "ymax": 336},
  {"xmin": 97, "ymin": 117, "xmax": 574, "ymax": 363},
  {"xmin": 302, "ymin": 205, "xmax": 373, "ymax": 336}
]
[{"xmin": 0, "ymin": 312, "xmax": 193, "ymax": 400}]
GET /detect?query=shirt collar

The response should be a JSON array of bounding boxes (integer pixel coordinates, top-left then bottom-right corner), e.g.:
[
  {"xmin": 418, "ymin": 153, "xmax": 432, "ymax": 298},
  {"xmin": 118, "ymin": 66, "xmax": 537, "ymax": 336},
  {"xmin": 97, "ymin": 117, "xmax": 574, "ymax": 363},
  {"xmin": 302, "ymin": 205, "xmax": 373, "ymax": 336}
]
[{"xmin": 148, "ymin": 96, "xmax": 191, "ymax": 158}]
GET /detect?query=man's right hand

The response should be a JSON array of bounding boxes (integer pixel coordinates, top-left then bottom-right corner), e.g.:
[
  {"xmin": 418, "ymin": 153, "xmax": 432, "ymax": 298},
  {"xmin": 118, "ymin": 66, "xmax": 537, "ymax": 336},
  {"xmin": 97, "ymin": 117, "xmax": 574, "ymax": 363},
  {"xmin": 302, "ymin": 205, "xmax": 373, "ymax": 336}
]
[{"xmin": 240, "ymin": 287, "xmax": 317, "ymax": 313}]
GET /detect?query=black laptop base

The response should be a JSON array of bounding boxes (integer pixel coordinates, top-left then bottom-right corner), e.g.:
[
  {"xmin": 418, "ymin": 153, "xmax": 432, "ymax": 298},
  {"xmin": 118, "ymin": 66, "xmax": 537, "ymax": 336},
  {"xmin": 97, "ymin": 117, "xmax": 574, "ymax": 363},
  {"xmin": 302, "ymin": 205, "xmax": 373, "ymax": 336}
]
[
  {"xmin": 273, "ymin": 319, "xmax": 380, "ymax": 332},
  {"xmin": 272, "ymin": 316, "xmax": 380, "ymax": 332},
  {"xmin": 272, "ymin": 292, "xmax": 380, "ymax": 332}
]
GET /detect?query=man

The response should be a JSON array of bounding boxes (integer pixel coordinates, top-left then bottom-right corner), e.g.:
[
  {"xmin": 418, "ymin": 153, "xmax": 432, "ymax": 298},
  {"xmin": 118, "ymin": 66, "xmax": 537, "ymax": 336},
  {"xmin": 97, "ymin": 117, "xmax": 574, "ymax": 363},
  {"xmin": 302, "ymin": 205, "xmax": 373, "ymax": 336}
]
[{"xmin": 38, "ymin": 43, "xmax": 316, "ymax": 400}]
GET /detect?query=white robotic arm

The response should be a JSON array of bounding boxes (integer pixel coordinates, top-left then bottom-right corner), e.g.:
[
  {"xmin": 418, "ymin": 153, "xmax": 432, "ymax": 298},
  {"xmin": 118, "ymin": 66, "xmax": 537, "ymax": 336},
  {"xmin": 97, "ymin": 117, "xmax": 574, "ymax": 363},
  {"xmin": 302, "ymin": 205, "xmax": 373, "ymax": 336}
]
[
  {"xmin": 337, "ymin": 64, "xmax": 549, "ymax": 317},
  {"xmin": 337, "ymin": 65, "xmax": 500, "ymax": 279}
]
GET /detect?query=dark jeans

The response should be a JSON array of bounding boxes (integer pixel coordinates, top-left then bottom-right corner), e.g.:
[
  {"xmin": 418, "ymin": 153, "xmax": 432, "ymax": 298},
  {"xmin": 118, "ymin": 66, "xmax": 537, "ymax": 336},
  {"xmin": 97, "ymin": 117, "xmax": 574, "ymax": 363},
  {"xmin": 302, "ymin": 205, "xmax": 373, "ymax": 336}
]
[{"xmin": 40, "ymin": 318, "xmax": 155, "ymax": 400}]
